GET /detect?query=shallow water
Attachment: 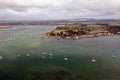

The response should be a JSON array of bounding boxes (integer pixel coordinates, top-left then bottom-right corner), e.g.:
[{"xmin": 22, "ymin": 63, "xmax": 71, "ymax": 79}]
[{"xmin": 0, "ymin": 26, "xmax": 120, "ymax": 80}]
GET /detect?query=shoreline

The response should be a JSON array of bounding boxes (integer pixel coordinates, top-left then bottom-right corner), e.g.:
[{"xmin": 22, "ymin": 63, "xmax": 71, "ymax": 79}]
[
  {"xmin": 46, "ymin": 34, "xmax": 116, "ymax": 40},
  {"xmin": 0, "ymin": 25, "xmax": 13, "ymax": 29}
]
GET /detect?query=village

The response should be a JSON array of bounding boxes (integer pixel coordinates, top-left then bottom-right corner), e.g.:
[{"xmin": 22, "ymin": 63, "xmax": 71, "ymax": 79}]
[{"xmin": 46, "ymin": 22, "xmax": 120, "ymax": 40}]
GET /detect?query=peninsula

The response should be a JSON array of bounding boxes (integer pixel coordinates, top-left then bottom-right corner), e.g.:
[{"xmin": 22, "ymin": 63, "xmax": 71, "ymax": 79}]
[{"xmin": 46, "ymin": 22, "xmax": 120, "ymax": 40}]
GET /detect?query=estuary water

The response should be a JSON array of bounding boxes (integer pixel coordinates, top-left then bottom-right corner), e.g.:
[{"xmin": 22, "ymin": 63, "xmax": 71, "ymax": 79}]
[{"xmin": 0, "ymin": 26, "xmax": 120, "ymax": 80}]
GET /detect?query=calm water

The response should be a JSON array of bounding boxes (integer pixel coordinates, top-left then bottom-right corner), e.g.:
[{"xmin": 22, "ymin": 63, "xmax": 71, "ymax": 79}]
[{"xmin": 0, "ymin": 26, "xmax": 120, "ymax": 80}]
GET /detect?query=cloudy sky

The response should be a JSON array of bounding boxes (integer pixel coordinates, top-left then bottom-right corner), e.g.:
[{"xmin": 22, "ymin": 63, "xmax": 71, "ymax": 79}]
[{"xmin": 0, "ymin": 0, "xmax": 120, "ymax": 21}]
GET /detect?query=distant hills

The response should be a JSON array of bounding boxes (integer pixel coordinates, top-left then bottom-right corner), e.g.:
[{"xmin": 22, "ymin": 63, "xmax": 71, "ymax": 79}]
[
  {"xmin": 67, "ymin": 18, "xmax": 120, "ymax": 22},
  {"xmin": 0, "ymin": 18, "xmax": 120, "ymax": 25}
]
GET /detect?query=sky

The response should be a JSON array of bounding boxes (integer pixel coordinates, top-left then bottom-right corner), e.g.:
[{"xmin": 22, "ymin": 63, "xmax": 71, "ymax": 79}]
[{"xmin": 0, "ymin": 0, "xmax": 120, "ymax": 21}]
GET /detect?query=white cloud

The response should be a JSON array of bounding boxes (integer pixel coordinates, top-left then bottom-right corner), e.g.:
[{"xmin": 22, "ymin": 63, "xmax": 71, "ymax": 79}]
[{"xmin": 0, "ymin": 0, "xmax": 120, "ymax": 20}]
